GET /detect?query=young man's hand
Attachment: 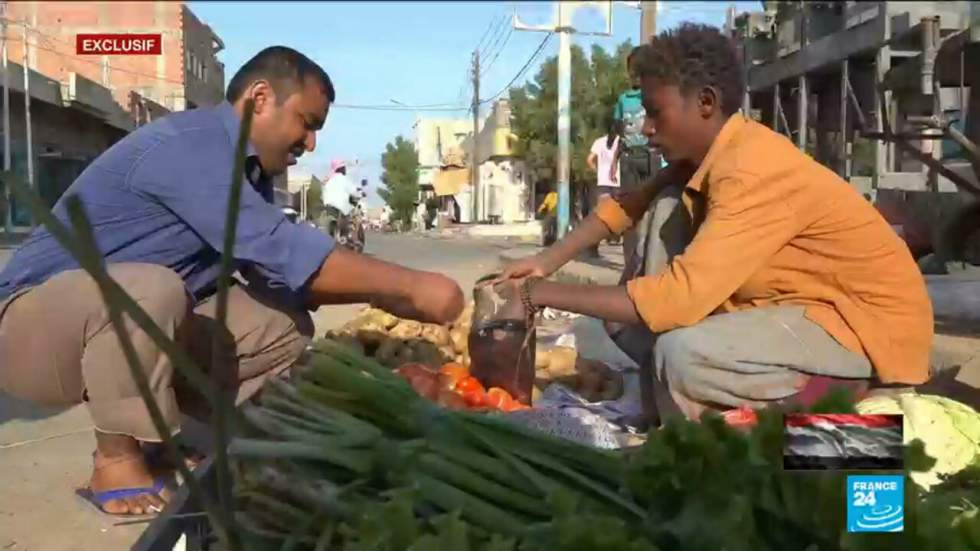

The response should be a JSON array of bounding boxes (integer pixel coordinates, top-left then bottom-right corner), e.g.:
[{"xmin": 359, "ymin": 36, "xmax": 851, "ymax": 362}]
[{"xmin": 497, "ymin": 254, "xmax": 559, "ymax": 282}]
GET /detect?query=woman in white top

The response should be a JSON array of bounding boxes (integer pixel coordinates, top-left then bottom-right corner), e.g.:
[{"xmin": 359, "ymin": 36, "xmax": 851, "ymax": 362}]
[{"xmin": 586, "ymin": 120, "xmax": 623, "ymax": 253}]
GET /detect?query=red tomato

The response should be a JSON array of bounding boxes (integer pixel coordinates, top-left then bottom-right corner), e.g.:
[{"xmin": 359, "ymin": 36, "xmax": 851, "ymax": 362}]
[
  {"xmin": 436, "ymin": 390, "xmax": 468, "ymax": 410},
  {"xmin": 460, "ymin": 387, "xmax": 487, "ymax": 408},
  {"xmin": 721, "ymin": 407, "xmax": 758, "ymax": 429},
  {"xmin": 438, "ymin": 363, "xmax": 469, "ymax": 392},
  {"xmin": 485, "ymin": 387, "xmax": 513, "ymax": 410},
  {"xmin": 455, "ymin": 377, "xmax": 485, "ymax": 395},
  {"xmin": 410, "ymin": 375, "xmax": 440, "ymax": 401},
  {"xmin": 396, "ymin": 363, "xmax": 433, "ymax": 381}
]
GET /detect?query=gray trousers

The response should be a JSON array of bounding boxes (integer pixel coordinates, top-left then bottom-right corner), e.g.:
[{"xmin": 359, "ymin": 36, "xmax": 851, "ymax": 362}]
[{"xmin": 612, "ymin": 187, "xmax": 872, "ymax": 423}]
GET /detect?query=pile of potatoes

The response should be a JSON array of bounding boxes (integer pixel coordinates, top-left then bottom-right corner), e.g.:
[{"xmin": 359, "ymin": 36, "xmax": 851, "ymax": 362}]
[
  {"xmin": 535, "ymin": 346, "xmax": 624, "ymax": 403},
  {"xmin": 327, "ymin": 302, "xmax": 475, "ymax": 370}
]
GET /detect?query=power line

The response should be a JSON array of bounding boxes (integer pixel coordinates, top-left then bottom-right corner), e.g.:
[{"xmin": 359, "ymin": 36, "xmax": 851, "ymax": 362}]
[
  {"xmin": 479, "ymin": 15, "xmax": 509, "ymax": 59},
  {"xmin": 474, "ymin": 14, "xmax": 503, "ymax": 55},
  {"xmin": 480, "ymin": 32, "xmax": 552, "ymax": 105},
  {"xmin": 480, "ymin": 26, "xmax": 514, "ymax": 77}
]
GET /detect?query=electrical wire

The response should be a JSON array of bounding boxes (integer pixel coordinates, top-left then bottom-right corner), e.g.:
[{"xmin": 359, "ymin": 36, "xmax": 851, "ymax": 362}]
[
  {"xmin": 480, "ymin": 32, "xmax": 552, "ymax": 105},
  {"xmin": 480, "ymin": 26, "xmax": 514, "ymax": 77}
]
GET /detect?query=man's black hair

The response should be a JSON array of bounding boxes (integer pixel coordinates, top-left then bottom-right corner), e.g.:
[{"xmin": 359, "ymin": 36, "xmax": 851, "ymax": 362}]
[
  {"xmin": 633, "ymin": 23, "xmax": 744, "ymax": 116},
  {"xmin": 226, "ymin": 46, "xmax": 336, "ymax": 104}
]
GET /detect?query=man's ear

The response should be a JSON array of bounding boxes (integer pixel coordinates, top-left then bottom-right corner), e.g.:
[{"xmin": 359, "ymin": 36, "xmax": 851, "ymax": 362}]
[
  {"xmin": 246, "ymin": 80, "xmax": 277, "ymax": 114},
  {"xmin": 697, "ymin": 86, "xmax": 721, "ymax": 119}
]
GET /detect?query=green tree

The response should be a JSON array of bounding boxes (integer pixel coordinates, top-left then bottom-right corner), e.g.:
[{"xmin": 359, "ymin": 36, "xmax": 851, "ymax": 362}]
[
  {"xmin": 510, "ymin": 41, "xmax": 634, "ymax": 218},
  {"xmin": 379, "ymin": 135, "xmax": 420, "ymax": 228}
]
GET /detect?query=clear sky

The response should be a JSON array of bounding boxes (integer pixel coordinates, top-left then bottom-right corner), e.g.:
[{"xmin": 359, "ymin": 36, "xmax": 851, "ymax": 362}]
[{"xmin": 189, "ymin": 1, "xmax": 760, "ymax": 206}]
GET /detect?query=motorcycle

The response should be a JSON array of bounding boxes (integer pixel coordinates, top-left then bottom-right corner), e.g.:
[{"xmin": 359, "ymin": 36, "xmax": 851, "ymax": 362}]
[{"xmin": 320, "ymin": 204, "xmax": 366, "ymax": 253}]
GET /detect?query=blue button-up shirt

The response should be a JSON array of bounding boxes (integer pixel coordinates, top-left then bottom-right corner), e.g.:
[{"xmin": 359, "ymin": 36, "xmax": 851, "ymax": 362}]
[{"xmin": 0, "ymin": 102, "xmax": 335, "ymax": 306}]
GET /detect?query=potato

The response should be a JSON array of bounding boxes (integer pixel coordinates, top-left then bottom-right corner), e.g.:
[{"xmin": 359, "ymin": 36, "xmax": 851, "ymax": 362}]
[
  {"xmin": 438, "ymin": 345, "xmax": 456, "ymax": 363},
  {"xmin": 449, "ymin": 327, "xmax": 468, "ymax": 355},
  {"xmin": 535, "ymin": 349, "xmax": 552, "ymax": 371},
  {"xmin": 414, "ymin": 341, "xmax": 445, "ymax": 369},
  {"xmin": 421, "ymin": 325, "xmax": 451, "ymax": 347},
  {"xmin": 389, "ymin": 320, "xmax": 423, "ymax": 340},
  {"xmin": 598, "ymin": 371, "xmax": 624, "ymax": 401},
  {"xmin": 375, "ymin": 338, "xmax": 404, "ymax": 367},
  {"xmin": 545, "ymin": 347, "xmax": 577, "ymax": 378},
  {"xmin": 377, "ymin": 311, "xmax": 400, "ymax": 330},
  {"xmin": 355, "ymin": 328, "xmax": 388, "ymax": 348}
]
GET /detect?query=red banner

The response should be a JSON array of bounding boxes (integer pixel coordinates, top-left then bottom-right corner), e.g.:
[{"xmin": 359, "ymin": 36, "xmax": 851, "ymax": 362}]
[{"xmin": 76, "ymin": 34, "xmax": 162, "ymax": 55}]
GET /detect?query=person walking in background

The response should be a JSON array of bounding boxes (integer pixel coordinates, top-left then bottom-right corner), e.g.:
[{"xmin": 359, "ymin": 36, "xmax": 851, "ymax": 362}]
[
  {"xmin": 611, "ymin": 48, "xmax": 662, "ymax": 265},
  {"xmin": 587, "ymin": 118, "xmax": 623, "ymax": 257},
  {"xmin": 537, "ymin": 188, "xmax": 558, "ymax": 247}
]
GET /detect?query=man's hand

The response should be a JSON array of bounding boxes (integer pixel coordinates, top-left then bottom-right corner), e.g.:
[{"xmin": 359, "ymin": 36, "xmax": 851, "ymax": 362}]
[
  {"xmin": 371, "ymin": 272, "xmax": 463, "ymax": 324},
  {"xmin": 307, "ymin": 247, "xmax": 464, "ymax": 324}
]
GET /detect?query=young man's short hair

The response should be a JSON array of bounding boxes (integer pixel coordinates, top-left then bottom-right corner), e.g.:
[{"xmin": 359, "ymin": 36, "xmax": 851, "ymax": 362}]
[
  {"xmin": 633, "ymin": 23, "xmax": 744, "ymax": 116},
  {"xmin": 226, "ymin": 46, "xmax": 336, "ymax": 104}
]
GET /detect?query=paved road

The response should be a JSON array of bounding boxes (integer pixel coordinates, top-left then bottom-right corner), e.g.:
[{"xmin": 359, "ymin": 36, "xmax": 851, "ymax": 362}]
[{"xmin": 0, "ymin": 231, "xmax": 509, "ymax": 551}]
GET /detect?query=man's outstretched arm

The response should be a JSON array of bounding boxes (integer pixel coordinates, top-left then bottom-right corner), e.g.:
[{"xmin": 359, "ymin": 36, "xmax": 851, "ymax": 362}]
[{"xmin": 306, "ymin": 247, "xmax": 463, "ymax": 324}]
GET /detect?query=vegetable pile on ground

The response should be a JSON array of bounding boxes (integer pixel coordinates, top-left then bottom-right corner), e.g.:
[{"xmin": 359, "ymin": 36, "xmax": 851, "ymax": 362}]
[
  {"xmin": 326, "ymin": 304, "xmax": 474, "ymax": 370},
  {"xmin": 395, "ymin": 362, "xmax": 530, "ymax": 412},
  {"xmin": 328, "ymin": 305, "xmax": 625, "ymax": 405},
  {"xmin": 229, "ymin": 338, "xmax": 980, "ymax": 550}
]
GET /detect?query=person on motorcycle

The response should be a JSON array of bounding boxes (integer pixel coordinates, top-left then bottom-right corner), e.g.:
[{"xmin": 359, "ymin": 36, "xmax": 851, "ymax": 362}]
[{"xmin": 323, "ymin": 159, "xmax": 358, "ymax": 238}]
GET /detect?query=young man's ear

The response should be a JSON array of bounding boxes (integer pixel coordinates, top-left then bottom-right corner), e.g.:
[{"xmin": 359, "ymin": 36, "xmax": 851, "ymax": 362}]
[{"xmin": 696, "ymin": 86, "xmax": 721, "ymax": 119}]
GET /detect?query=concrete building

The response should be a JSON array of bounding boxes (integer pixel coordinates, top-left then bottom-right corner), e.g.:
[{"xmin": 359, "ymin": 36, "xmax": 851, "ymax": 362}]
[
  {"xmin": 416, "ymin": 100, "xmax": 533, "ymax": 225},
  {"xmin": 1, "ymin": 1, "xmax": 225, "ymax": 229},
  {"xmin": 5, "ymin": 1, "xmax": 226, "ymax": 114},
  {"xmin": 414, "ymin": 117, "xmax": 471, "ymax": 201},
  {"xmin": 732, "ymin": 0, "xmax": 980, "ymax": 256},
  {"xmin": 458, "ymin": 99, "xmax": 532, "ymax": 224}
]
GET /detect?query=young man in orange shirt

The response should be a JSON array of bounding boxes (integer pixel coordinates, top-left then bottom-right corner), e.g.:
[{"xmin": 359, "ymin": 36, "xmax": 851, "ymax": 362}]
[{"xmin": 496, "ymin": 24, "xmax": 933, "ymax": 423}]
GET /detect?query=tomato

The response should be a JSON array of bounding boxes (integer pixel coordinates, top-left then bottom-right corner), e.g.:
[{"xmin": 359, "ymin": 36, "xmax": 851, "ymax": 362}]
[
  {"xmin": 501, "ymin": 400, "xmax": 531, "ymax": 412},
  {"xmin": 396, "ymin": 363, "xmax": 433, "ymax": 382},
  {"xmin": 455, "ymin": 377, "xmax": 484, "ymax": 395},
  {"xmin": 436, "ymin": 390, "xmax": 468, "ymax": 410},
  {"xmin": 485, "ymin": 387, "xmax": 513, "ymax": 410},
  {"xmin": 439, "ymin": 362, "xmax": 469, "ymax": 380},
  {"xmin": 461, "ymin": 388, "xmax": 487, "ymax": 408},
  {"xmin": 410, "ymin": 375, "xmax": 440, "ymax": 401},
  {"xmin": 438, "ymin": 363, "xmax": 470, "ymax": 392},
  {"xmin": 721, "ymin": 406, "xmax": 758, "ymax": 429}
]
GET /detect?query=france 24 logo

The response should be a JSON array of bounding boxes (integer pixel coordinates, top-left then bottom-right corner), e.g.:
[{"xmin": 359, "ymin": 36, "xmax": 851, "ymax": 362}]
[{"xmin": 847, "ymin": 475, "xmax": 904, "ymax": 532}]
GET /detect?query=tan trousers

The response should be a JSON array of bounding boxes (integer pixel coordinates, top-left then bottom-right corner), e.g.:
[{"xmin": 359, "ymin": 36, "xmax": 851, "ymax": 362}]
[
  {"xmin": 612, "ymin": 187, "xmax": 872, "ymax": 422},
  {"xmin": 0, "ymin": 263, "xmax": 312, "ymax": 441}
]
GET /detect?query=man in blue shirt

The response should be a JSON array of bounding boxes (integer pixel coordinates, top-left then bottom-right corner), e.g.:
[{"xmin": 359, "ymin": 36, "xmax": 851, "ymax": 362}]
[{"xmin": 0, "ymin": 46, "xmax": 463, "ymax": 516}]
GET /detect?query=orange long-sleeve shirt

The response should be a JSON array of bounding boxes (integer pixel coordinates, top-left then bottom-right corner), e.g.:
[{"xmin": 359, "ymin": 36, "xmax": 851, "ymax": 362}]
[{"xmin": 595, "ymin": 114, "xmax": 933, "ymax": 384}]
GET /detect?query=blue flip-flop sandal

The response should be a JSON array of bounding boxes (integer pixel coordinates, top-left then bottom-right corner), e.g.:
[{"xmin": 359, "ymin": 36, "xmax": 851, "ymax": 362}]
[{"xmin": 76, "ymin": 478, "xmax": 168, "ymax": 516}]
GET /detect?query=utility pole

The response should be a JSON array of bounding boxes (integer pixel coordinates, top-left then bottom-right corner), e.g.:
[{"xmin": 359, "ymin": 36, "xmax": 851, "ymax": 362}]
[
  {"xmin": 22, "ymin": 20, "xmax": 33, "ymax": 228},
  {"xmin": 1, "ymin": 12, "xmax": 10, "ymax": 233},
  {"xmin": 470, "ymin": 50, "xmax": 480, "ymax": 223},
  {"xmin": 514, "ymin": 1, "xmax": 612, "ymax": 239},
  {"xmin": 640, "ymin": 1, "xmax": 657, "ymax": 43}
]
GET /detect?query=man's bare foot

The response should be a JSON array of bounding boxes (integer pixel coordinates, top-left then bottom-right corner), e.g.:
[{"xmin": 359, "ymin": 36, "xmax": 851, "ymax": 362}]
[{"xmin": 87, "ymin": 432, "xmax": 169, "ymax": 515}]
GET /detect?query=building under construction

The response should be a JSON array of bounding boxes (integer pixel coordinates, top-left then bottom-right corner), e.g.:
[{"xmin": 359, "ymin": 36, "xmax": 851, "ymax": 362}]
[{"xmin": 731, "ymin": 1, "xmax": 980, "ymax": 261}]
